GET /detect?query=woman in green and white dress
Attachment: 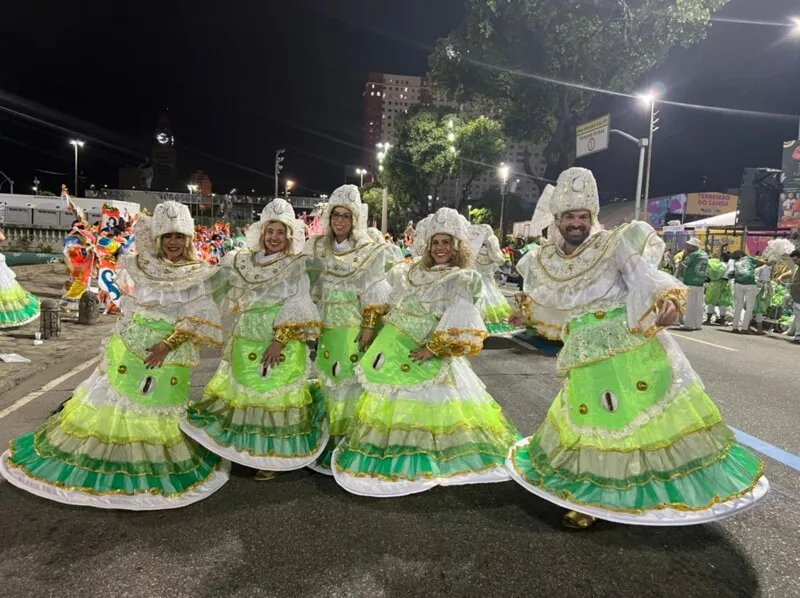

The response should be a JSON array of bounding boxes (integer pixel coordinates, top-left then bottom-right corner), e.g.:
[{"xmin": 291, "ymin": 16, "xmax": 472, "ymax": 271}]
[
  {"xmin": 0, "ymin": 231, "xmax": 40, "ymax": 329},
  {"xmin": 332, "ymin": 208, "xmax": 519, "ymax": 497},
  {"xmin": 182, "ymin": 199, "xmax": 327, "ymax": 477},
  {"xmin": 0, "ymin": 201, "xmax": 229, "ymax": 509},
  {"xmin": 304, "ymin": 185, "xmax": 394, "ymax": 474}
]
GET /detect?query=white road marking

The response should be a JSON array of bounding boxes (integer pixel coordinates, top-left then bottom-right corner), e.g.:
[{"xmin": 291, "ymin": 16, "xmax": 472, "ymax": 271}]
[
  {"xmin": 669, "ymin": 333, "xmax": 738, "ymax": 352},
  {"xmin": 0, "ymin": 357, "xmax": 100, "ymax": 421},
  {"xmin": 496, "ymin": 333, "xmax": 538, "ymax": 352}
]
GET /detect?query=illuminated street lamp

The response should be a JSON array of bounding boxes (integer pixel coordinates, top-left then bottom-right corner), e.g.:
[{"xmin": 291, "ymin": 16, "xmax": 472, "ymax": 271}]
[
  {"xmin": 498, "ymin": 163, "xmax": 510, "ymax": 237},
  {"xmin": 376, "ymin": 143, "xmax": 392, "ymax": 233},
  {"xmin": 285, "ymin": 179, "xmax": 295, "ymax": 199},
  {"xmin": 355, "ymin": 168, "xmax": 367, "ymax": 186},
  {"xmin": 69, "ymin": 139, "xmax": 85, "ymax": 198}
]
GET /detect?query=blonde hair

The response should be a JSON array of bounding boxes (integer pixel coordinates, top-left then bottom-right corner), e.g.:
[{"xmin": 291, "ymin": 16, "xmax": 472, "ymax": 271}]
[
  {"xmin": 260, "ymin": 220, "xmax": 293, "ymax": 256},
  {"xmin": 421, "ymin": 234, "xmax": 473, "ymax": 269},
  {"xmin": 157, "ymin": 233, "xmax": 200, "ymax": 263}
]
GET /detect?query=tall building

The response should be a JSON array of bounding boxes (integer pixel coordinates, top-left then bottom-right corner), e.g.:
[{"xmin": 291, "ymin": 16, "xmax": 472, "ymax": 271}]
[
  {"xmin": 362, "ymin": 72, "xmax": 450, "ymax": 172},
  {"xmin": 152, "ymin": 113, "xmax": 177, "ymax": 191}
]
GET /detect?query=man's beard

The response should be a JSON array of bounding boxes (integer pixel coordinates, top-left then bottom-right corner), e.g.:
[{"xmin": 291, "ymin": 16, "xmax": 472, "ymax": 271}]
[{"xmin": 560, "ymin": 226, "xmax": 590, "ymax": 245}]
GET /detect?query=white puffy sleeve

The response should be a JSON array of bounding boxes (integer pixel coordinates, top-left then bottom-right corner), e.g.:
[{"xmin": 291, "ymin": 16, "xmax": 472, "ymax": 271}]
[
  {"xmin": 616, "ymin": 221, "xmax": 687, "ymax": 335},
  {"xmin": 116, "ymin": 261, "xmax": 136, "ymax": 319},
  {"xmin": 426, "ymin": 270, "xmax": 488, "ymax": 357},
  {"xmin": 169, "ymin": 277, "xmax": 224, "ymax": 348},
  {"xmin": 359, "ymin": 244, "xmax": 393, "ymax": 328},
  {"xmin": 273, "ymin": 258, "xmax": 322, "ymax": 343}
]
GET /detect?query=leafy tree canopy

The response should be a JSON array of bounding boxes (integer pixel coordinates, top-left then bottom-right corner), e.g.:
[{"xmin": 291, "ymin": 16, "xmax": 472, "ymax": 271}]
[{"xmin": 430, "ymin": 0, "xmax": 727, "ymax": 180}]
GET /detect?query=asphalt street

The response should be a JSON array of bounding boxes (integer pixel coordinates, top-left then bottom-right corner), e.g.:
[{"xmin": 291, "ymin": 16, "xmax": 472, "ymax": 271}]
[{"xmin": 0, "ymin": 324, "xmax": 798, "ymax": 598}]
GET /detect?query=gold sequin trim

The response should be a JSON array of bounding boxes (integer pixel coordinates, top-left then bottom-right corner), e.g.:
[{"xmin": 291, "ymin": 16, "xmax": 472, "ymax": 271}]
[
  {"xmin": 361, "ymin": 304, "xmax": 390, "ymax": 329},
  {"xmin": 334, "ymin": 460, "xmax": 504, "ymax": 482}
]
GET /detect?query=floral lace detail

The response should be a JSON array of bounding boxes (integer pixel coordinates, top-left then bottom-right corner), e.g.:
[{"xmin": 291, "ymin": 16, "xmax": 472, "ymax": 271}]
[
  {"xmin": 118, "ymin": 319, "xmax": 200, "ymax": 367},
  {"xmin": 122, "ymin": 254, "xmax": 217, "ymax": 292},
  {"xmin": 557, "ymin": 312, "xmax": 648, "ymax": 375},
  {"xmin": 232, "ymin": 250, "xmax": 307, "ymax": 286},
  {"xmin": 385, "ymin": 294, "xmax": 440, "ymax": 345},
  {"xmin": 354, "ymin": 359, "xmax": 454, "ymax": 395},
  {"xmin": 561, "ymin": 333, "xmax": 703, "ymax": 439}
]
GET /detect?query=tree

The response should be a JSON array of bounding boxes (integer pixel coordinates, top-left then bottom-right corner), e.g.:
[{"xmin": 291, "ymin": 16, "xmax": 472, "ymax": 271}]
[
  {"xmin": 453, "ymin": 116, "xmax": 506, "ymax": 208},
  {"xmin": 469, "ymin": 207, "xmax": 493, "ymax": 225},
  {"xmin": 430, "ymin": 0, "xmax": 728, "ymax": 184},
  {"xmin": 382, "ymin": 107, "xmax": 506, "ymax": 216},
  {"xmin": 360, "ymin": 184, "xmax": 412, "ymax": 234}
]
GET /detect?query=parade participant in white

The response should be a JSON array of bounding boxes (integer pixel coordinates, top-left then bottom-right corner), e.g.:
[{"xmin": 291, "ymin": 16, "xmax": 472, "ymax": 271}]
[
  {"xmin": 1, "ymin": 201, "xmax": 229, "ymax": 510},
  {"xmin": 332, "ymin": 207, "xmax": 519, "ymax": 497},
  {"xmin": 182, "ymin": 199, "xmax": 328, "ymax": 478},
  {"xmin": 304, "ymin": 185, "xmax": 394, "ymax": 473},
  {"xmin": 508, "ymin": 168, "xmax": 768, "ymax": 528}
]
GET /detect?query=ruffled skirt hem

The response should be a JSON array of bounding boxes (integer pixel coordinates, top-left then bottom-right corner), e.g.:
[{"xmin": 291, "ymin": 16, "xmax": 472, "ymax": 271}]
[
  {"xmin": 0, "ymin": 449, "xmax": 231, "ymax": 511},
  {"xmin": 506, "ymin": 438, "xmax": 769, "ymax": 526}
]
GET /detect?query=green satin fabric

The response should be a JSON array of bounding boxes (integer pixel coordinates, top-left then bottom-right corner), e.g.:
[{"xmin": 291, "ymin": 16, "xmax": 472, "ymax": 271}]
[
  {"xmin": 231, "ymin": 338, "xmax": 306, "ymax": 392},
  {"xmin": 566, "ymin": 336, "xmax": 673, "ymax": 431},
  {"xmin": 106, "ymin": 334, "xmax": 191, "ymax": 408},
  {"xmin": 316, "ymin": 327, "xmax": 363, "ymax": 382},
  {"xmin": 360, "ymin": 324, "xmax": 442, "ymax": 387}
]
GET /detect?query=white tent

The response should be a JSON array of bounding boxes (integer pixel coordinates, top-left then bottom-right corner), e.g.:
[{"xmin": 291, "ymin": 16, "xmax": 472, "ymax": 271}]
[{"xmin": 684, "ymin": 211, "xmax": 738, "ymax": 229}]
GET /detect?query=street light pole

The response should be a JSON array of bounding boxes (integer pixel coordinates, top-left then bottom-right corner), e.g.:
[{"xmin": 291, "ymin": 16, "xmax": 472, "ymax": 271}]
[
  {"xmin": 376, "ymin": 143, "xmax": 391, "ymax": 233},
  {"xmin": 610, "ymin": 129, "xmax": 648, "ymax": 220},
  {"xmin": 69, "ymin": 140, "xmax": 85, "ymax": 197},
  {"xmin": 497, "ymin": 163, "xmax": 510, "ymax": 240},
  {"xmin": 643, "ymin": 99, "xmax": 658, "ymax": 205}
]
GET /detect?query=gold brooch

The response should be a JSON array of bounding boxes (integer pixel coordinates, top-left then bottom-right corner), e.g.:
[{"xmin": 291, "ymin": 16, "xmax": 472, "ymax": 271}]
[
  {"xmin": 170, "ymin": 377, "xmax": 179, "ymax": 386},
  {"xmin": 117, "ymin": 365, "xmax": 127, "ymax": 374},
  {"xmin": 578, "ymin": 404, "xmax": 588, "ymax": 415},
  {"xmin": 248, "ymin": 353, "xmax": 258, "ymax": 361},
  {"xmin": 636, "ymin": 381, "xmax": 648, "ymax": 391},
  {"xmin": 401, "ymin": 364, "xmax": 411, "ymax": 373}
]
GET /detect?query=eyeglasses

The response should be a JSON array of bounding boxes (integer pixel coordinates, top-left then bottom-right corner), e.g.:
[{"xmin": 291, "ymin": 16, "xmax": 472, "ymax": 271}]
[{"xmin": 331, "ymin": 212, "xmax": 352, "ymax": 221}]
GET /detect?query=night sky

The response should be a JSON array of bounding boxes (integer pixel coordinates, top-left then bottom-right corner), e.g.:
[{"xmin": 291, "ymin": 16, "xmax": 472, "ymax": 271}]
[{"xmin": 1, "ymin": 0, "xmax": 799, "ymax": 202}]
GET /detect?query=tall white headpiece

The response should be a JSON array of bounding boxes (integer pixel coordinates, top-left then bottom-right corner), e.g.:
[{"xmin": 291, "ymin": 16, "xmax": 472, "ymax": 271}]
[
  {"xmin": 550, "ymin": 167, "xmax": 600, "ymax": 222},
  {"xmin": 246, "ymin": 198, "xmax": 306, "ymax": 255},
  {"xmin": 762, "ymin": 238, "xmax": 795, "ymax": 264},
  {"xmin": 321, "ymin": 184, "xmax": 368, "ymax": 241},
  {"xmin": 419, "ymin": 208, "xmax": 472, "ymax": 264},
  {"xmin": 152, "ymin": 201, "xmax": 194, "ymax": 240}
]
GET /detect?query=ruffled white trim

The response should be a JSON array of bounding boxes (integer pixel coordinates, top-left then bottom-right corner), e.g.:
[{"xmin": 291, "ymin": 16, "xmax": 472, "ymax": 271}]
[
  {"xmin": 506, "ymin": 439, "xmax": 769, "ymax": 526},
  {"xmin": 331, "ymin": 444, "xmax": 510, "ymax": 498},
  {"xmin": 353, "ymin": 359, "xmax": 453, "ymax": 396},
  {"xmin": 0, "ymin": 450, "xmax": 231, "ymax": 511},
  {"xmin": 561, "ymin": 332, "xmax": 703, "ymax": 439},
  {"xmin": 179, "ymin": 419, "xmax": 329, "ymax": 471}
]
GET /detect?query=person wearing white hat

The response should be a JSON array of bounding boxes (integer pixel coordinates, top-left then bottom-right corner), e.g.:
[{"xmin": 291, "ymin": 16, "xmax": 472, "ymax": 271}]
[
  {"xmin": 181, "ymin": 198, "xmax": 328, "ymax": 479},
  {"xmin": 304, "ymin": 185, "xmax": 394, "ymax": 474},
  {"xmin": 332, "ymin": 207, "xmax": 519, "ymax": 497},
  {"xmin": 0, "ymin": 201, "xmax": 231, "ymax": 510},
  {"xmin": 680, "ymin": 238, "xmax": 708, "ymax": 331},
  {"xmin": 507, "ymin": 168, "xmax": 768, "ymax": 529},
  {"xmin": 471, "ymin": 223, "xmax": 516, "ymax": 333}
]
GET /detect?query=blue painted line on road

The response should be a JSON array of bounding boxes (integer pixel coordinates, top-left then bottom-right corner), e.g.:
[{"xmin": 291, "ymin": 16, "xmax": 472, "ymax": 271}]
[{"xmin": 730, "ymin": 427, "xmax": 800, "ymax": 473}]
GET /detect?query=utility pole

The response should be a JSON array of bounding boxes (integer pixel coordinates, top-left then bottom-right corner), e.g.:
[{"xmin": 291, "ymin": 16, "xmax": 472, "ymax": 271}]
[{"xmin": 274, "ymin": 149, "xmax": 285, "ymax": 199}]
